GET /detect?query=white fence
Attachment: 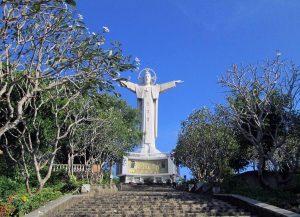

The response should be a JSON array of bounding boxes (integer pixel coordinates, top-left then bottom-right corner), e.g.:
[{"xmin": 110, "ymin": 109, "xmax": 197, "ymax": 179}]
[{"xmin": 52, "ymin": 164, "xmax": 91, "ymax": 172}]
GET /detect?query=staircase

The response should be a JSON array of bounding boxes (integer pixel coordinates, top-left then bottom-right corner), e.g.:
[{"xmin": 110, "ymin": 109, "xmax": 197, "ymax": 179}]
[{"xmin": 56, "ymin": 185, "xmax": 256, "ymax": 217}]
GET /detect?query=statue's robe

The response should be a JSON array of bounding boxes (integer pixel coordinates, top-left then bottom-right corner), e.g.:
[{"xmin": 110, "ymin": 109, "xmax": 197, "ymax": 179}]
[{"xmin": 122, "ymin": 81, "xmax": 177, "ymax": 153}]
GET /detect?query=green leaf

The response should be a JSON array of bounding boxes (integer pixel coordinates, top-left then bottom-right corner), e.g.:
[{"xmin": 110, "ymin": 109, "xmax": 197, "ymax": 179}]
[
  {"xmin": 32, "ymin": 3, "xmax": 41, "ymax": 12},
  {"xmin": 65, "ymin": 0, "xmax": 76, "ymax": 6}
]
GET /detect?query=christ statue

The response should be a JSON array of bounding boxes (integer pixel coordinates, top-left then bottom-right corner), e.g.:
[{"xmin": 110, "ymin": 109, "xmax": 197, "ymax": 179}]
[{"xmin": 119, "ymin": 68, "xmax": 183, "ymax": 154}]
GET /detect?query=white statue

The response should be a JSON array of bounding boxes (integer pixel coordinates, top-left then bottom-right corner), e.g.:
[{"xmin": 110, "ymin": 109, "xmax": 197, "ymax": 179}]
[{"xmin": 120, "ymin": 68, "xmax": 183, "ymax": 154}]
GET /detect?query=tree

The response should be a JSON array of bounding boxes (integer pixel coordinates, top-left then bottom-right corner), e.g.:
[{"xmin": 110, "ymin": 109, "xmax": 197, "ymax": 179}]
[
  {"xmin": 0, "ymin": 0, "xmax": 134, "ymax": 139},
  {"xmin": 0, "ymin": 0, "xmax": 138, "ymax": 193},
  {"xmin": 273, "ymin": 111, "xmax": 300, "ymax": 175},
  {"xmin": 173, "ymin": 107, "xmax": 237, "ymax": 183},
  {"xmin": 219, "ymin": 55, "xmax": 300, "ymax": 187},
  {"xmin": 64, "ymin": 94, "xmax": 141, "ymax": 183}
]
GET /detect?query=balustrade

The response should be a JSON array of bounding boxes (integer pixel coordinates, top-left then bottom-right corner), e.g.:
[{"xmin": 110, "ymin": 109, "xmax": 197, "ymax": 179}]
[{"xmin": 52, "ymin": 164, "xmax": 91, "ymax": 172}]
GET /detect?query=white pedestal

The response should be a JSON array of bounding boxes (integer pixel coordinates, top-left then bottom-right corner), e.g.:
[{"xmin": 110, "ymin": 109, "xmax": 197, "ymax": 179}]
[{"xmin": 116, "ymin": 151, "xmax": 179, "ymax": 184}]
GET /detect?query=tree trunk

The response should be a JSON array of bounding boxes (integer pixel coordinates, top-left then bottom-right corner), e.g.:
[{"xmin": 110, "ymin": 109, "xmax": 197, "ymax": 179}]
[
  {"xmin": 109, "ymin": 160, "xmax": 113, "ymax": 185},
  {"xmin": 25, "ymin": 175, "xmax": 32, "ymax": 196},
  {"xmin": 33, "ymin": 153, "xmax": 56, "ymax": 194},
  {"xmin": 67, "ymin": 153, "xmax": 71, "ymax": 176},
  {"xmin": 257, "ymin": 156, "xmax": 272, "ymax": 189},
  {"xmin": 36, "ymin": 181, "xmax": 45, "ymax": 194},
  {"xmin": 71, "ymin": 152, "xmax": 74, "ymax": 177}
]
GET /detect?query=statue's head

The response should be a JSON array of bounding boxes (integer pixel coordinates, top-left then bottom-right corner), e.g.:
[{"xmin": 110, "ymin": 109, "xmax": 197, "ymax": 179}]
[
  {"xmin": 144, "ymin": 71, "xmax": 151, "ymax": 85},
  {"xmin": 138, "ymin": 68, "xmax": 156, "ymax": 85}
]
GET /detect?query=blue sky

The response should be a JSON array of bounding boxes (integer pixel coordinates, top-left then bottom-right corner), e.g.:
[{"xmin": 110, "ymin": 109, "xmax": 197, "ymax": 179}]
[{"xmin": 77, "ymin": 0, "xmax": 300, "ymax": 178}]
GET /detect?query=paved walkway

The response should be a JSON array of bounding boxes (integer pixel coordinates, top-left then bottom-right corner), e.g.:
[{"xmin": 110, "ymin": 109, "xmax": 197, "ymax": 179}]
[{"xmin": 56, "ymin": 186, "xmax": 256, "ymax": 217}]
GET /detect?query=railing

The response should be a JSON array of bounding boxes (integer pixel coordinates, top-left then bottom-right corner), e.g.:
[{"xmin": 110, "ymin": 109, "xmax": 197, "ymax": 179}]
[
  {"xmin": 128, "ymin": 152, "xmax": 170, "ymax": 158},
  {"xmin": 52, "ymin": 164, "xmax": 91, "ymax": 172}
]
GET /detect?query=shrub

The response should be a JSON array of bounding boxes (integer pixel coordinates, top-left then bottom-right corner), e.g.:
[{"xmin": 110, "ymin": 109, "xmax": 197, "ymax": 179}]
[
  {"xmin": 0, "ymin": 176, "xmax": 25, "ymax": 200},
  {"xmin": 60, "ymin": 175, "xmax": 82, "ymax": 193},
  {"xmin": 0, "ymin": 196, "xmax": 14, "ymax": 217},
  {"xmin": 112, "ymin": 177, "xmax": 120, "ymax": 185},
  {"xmin": 22, "ymin": 188, "xmax": 62, "ymax": 214},
  {"xmin": 221, "ymin": 174, "xmax": 298, "ymax": 211},
  {"xmin": 48, "ymin": 170, "xmax": 69, "ymax": 187}
]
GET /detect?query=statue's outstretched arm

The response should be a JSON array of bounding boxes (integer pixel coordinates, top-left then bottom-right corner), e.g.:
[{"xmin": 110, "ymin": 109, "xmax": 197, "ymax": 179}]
[
  {"xmin": 119, "ymin": 80, "xmax": 137, "ymax": 93},
  {"xmin": 159, "ymin": 80, "xmax": 183, "ymax": 93}
]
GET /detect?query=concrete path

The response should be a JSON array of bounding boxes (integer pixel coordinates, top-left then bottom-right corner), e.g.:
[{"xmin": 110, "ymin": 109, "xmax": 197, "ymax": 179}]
[{"xmin": 55, "ymin": 186, "xmax": 256, "ymax": 217}]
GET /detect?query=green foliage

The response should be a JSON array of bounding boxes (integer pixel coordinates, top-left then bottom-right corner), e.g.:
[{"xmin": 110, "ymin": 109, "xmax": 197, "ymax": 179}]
[
  {"xmin": 22, "ymin": 188, "xmax": 62, "ymax": 214},
  {"xmin": 0, "ymin": 176, "xmax": 62, "ymax": 215},
  {"xmin": 63, "ymin": 94, "xmax": 141, "ymax": 168},
  {"xmin": 0, "ymin": 0, "xmax": 139, "ymax": 196},
  {"xmin": 0, "ymin": 155, "xmax": 18, "ymax": 178},
  {"xmin": 94, "ymin": 94, "xmax": 142, "ymax": 149},
  {"xmin": 0, "ymin": 0, "xmax": 141, "ymax": 214},
  {"xmin": 60, "ymin": 175, "xmax": 83, "ymax": 193},
  {"xmin": 112, "ymin": 177, "xmax": 120, "ymax": 185},
  {"xmin": 220, "ymin": 56, "xmax": 300, "ymax": 179},
  {"xmin": 65, "ymin": 0, "xmax": 76, "ymax": 6},
  {"xmin": 47, "ymin": 170, "xmax": 69, "ymax": 191},
  {"xmin": 100, "ymin": 172, "xmax": 111, "ymax": 185},
  {"xmin": 0, "ymin": 176, "xmax": 25, "ymax": 200},
  {"xmin": 174, "ymin": 106, "xmax": 236, "ymax": 182},
  {"xmin": 228, "ymin": 142, "xmax": 251, "ymax": 173},
  {"xmin": 221, "ymin": 174, "xmax": 300, "ymax": 213}
]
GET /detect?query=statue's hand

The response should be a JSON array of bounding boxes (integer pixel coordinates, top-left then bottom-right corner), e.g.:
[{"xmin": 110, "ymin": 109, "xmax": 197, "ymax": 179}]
[
  {"xmin": 119, "ymin": 80, "xmax": 127, "ymax": 87},
  {"xmin": 175, "ymin": 80, "xmax": 184, "ymax": 84}
]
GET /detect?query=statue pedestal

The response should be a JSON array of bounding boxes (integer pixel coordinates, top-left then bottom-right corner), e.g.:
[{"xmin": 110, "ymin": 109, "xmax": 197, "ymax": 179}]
[{"xmin": 116, "ymin": 151, "xmax": 179, "ymax": 184}]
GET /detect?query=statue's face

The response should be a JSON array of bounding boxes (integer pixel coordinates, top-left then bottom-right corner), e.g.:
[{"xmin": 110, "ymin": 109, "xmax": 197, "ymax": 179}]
[{"xmin": 144, "ymin": 72, "xmax": 151, "ymax": 85}]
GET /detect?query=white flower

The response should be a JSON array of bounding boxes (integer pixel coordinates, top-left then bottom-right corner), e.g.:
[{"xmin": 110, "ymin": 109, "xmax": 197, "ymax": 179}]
[
  {"xmin": 63, "ymin": 3, "xmax": 68, "ymax": 10},
  {"xmin": 102, "ymin": 26, "xmax": 110, "ymax": 33},
  {"xmin": 92, "ymin": 32, "xmax": 96, "ymax": 36},
  {"xmin": 68, "ymin": 25, "xmax": 73, "ymax": 28},
  {"xmin": 97, "ymin": 42, "xmax": 103, "ymax": 46},
  {"xmin": 135, "ymin": 57, "xmax": 141, "ymax": 66},
  {"xmin": 78, "ymin": 14, "xmax": 84, "ymax": 20},
  {"xmin": 276, "ymin": 51, "xmax": 282, "ymax": 56}
]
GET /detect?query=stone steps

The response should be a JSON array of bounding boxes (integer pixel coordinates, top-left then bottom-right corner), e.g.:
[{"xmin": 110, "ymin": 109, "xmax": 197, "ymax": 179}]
[{"xmin": 55, "ymin": 186, "xmax": 256, "ymax": 217}]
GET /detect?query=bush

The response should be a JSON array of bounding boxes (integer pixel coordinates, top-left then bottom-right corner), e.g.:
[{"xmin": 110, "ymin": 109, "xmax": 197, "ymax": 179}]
[
  {"xmin": 221, "ymin": 174, "xmax": 298, "ymax": 213},
  {"xmin": 0, "ymin": 176, "xmax": 25, "ymax": 200},
  {"xmin": 22, "ymin": 188, "xmax": 62, "ymax": 214},
  {"xmin": 47, "ymin": 170, "xmax": 69, "ymax": 191},
  {"xmin": 0, "ymin": 187, "xmax": 62, "ymax": 216},
  {"xmin": 48, "ymin": 170, "xmax": 69, "ymax": 186},
  {"xmin": 0, "ymin": 155, "xmax": 19, "ymax": 178},
  {"xmin": 60, "ymin": 175, "xmax": 82, "ymax": 193},
  {"xmin": 112, "ymin": 177, "xmax": 120, "ymax": 185}
]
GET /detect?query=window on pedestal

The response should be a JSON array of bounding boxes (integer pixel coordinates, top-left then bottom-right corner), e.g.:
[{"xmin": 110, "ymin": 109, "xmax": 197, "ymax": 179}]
[
  {"xmin": 161, "ymin": 161, "xmax": 166, "ymax": 169},
  {"xmin": 130, "ymin": 161, "xmax": 135, "ymax": 169}
]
